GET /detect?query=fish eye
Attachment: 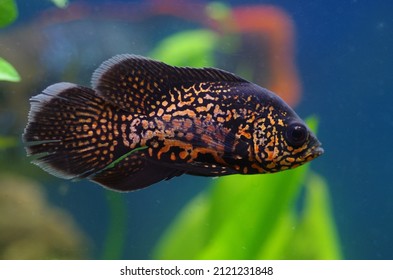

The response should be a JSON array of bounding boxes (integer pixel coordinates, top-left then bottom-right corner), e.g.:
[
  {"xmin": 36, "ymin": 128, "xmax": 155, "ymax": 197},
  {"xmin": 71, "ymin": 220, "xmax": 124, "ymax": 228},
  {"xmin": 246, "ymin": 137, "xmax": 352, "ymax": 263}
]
[{"xmin": 285, "ymin": 123, "xmax": 308, "ymax": 147}]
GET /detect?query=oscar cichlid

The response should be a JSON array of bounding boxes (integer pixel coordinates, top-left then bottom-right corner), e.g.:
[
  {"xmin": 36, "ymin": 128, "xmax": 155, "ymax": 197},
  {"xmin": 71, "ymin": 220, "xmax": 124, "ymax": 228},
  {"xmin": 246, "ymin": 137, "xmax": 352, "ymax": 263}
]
[{"xmin": 23, "ymin": 54, "xmax": 323, "ymax": 191}]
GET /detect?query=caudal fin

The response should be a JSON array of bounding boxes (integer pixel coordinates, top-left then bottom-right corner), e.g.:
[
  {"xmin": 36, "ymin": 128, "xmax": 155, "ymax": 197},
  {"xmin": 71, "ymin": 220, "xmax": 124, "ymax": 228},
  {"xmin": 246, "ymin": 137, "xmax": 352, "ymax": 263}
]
[{"xmin": 23, "ymin": 82, "xmax": 130, "ymax": 180}]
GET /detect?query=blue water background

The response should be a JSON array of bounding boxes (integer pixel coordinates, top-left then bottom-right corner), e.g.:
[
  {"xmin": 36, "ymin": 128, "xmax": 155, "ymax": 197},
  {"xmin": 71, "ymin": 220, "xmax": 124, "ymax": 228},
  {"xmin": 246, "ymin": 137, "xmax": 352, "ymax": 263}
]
[{"xmin": 8, "ymin": 0, "xmax": 393, "ymax": 259}]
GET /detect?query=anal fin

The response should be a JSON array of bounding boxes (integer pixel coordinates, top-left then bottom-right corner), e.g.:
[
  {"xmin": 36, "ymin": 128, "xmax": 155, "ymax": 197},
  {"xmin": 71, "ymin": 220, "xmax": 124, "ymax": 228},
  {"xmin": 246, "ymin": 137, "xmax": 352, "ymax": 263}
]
[{"xmin": 91, "ymin": 152, "xmax": 184, "ymax": 192}]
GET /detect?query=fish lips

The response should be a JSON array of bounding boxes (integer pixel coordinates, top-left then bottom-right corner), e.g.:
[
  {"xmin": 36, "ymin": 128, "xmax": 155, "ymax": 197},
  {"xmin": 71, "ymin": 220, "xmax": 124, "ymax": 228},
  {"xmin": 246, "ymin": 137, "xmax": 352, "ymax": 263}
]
[{"xmin": 303, "ymin": 138, "xmax": 324, "ymax": 161}]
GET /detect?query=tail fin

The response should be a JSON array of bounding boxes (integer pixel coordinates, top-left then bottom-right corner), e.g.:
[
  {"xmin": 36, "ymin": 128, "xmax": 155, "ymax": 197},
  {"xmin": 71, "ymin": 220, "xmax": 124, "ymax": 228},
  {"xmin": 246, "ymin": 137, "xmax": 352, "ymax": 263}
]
[{"xmin": 23, "ymin": 82, "xmax": 130, "ymax": 180}]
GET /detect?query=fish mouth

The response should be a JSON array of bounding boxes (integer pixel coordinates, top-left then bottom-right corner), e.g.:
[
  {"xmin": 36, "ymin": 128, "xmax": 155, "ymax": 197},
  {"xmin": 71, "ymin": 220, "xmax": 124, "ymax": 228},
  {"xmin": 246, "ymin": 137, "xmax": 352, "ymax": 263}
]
[{"xmin": 304, "ymin": 140, "xmax": 324, "ymax": 160}]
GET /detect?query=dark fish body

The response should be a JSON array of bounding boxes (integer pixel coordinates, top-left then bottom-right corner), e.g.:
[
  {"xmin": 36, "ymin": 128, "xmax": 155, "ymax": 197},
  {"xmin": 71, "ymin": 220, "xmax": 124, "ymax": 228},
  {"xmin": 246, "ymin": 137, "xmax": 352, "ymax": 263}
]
[{"xmin": 23, "ymin": 55, "xmax": 323, "ymax": 191}]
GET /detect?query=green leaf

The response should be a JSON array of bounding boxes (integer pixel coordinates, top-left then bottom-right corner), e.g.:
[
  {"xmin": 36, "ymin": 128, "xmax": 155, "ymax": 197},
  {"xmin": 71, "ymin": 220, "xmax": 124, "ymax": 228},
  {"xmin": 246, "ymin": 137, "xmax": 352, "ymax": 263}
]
[
  {"xmin": 154, "ymin": 166, "xmax": 310, "ymax": 260},
  {"xmin": 256, "ymin": 172, "xmax": 342, "ymax": 259},
  {"xmin": 0, "ymin": 136, "xmax": 17, "ymax": 149},
  {"xmin": 150, "ymin": 30, "xmax": 218, "ymax": 67},
  {"xmin": 154, "ymin": 194, "xmax": 211, "ymax": 259},
  {"xmin": 201, "ymin": 166, "xmax": 309, "ymax": 259},
  {"xmin": 0, "ymin": 57, "xmax": 20, "ymax": 82},
  {"xmin": 0, "ymin": 0, "xmax": 18, "ymax": 27},
  {"xmin": 285, "ymin": 173, "xmax": 342, "ymax": 259},
  {"xmin": 101, "ymin": 191, "xmax": 127, "ymax": 259},
  {"xmin": 50, "ymin": 0, "xmax": 69, "ymax": 8}
]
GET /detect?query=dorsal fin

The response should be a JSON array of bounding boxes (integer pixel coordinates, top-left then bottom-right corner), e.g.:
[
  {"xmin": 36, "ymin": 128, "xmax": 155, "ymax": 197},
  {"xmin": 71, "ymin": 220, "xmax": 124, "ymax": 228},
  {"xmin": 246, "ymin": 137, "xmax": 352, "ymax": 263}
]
[{"xmin": 91, "ymin": 54, "xmax": 248, "ymax": 114}]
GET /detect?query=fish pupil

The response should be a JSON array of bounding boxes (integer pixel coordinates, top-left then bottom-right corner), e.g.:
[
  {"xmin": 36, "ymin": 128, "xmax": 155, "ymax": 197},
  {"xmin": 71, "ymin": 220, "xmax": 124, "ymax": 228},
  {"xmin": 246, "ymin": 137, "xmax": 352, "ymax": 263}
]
[{"xmin": 285, "ymin": 123, "xmax": 308, "ymax": 147}]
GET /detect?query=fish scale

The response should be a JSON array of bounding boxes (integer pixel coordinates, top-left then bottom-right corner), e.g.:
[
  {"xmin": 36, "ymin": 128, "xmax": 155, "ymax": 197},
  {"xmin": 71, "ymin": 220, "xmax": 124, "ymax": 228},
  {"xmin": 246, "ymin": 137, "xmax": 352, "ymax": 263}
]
[{"xmin": 23, "ymin": 54, "xmax": 323, "ymax": 191}]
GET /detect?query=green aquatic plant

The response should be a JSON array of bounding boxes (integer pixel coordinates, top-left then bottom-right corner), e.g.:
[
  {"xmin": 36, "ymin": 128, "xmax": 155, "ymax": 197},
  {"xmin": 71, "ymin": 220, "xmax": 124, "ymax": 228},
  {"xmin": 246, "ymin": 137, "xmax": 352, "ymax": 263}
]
[
  {"xmin": 0, "ymin": 135, "xmax": 17, "ymax": 149},
  {"xmin": 0, "ymin": 0, "xmax": 20, "ymax": 149},
  {"xmin": 153, "ymin": 118, "xmax": 341, "ymax": 259},
  {"xmin": 0, "ymin": 0, "xmax": 18, "ymax": 28},
  {"xmin": 0, "ymin": 0, "xmax": 20, "ymax": 82},
  {"xmin": 0, "ymin": 57, "xmax": 20, "ymax": 82},
  {"xmin": 101, "ymin": 191, "xmax": 127, "ymax": 260},
  {"xmin": 50, "ymin": 0, "xmax": 69, "ymax": 9},
  {"xmin": 150, "ymin": 29, "xmax": 218, "ymax": 68}
]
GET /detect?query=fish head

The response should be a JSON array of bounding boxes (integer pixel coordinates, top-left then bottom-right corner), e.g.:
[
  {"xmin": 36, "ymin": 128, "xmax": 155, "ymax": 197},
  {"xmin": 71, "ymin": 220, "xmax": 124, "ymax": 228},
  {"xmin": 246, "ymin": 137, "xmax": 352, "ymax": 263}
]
[{"xmin": 252, "ymin": 91, "xmax": 324, "ymax": 173}]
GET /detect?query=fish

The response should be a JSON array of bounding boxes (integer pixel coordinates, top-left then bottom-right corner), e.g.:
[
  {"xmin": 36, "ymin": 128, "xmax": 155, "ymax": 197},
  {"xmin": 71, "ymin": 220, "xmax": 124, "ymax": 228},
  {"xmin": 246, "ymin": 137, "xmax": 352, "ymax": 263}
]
[{"xmin": 23, "ymin": 54, "xmax": 323, "ymax": 192}]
